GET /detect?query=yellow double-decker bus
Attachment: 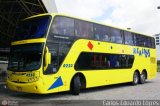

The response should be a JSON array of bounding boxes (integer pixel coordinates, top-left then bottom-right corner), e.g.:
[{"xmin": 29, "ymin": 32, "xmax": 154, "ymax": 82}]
[{"xmin": 7, "ymin": 13, "xmax": 157, "ymax": 95}]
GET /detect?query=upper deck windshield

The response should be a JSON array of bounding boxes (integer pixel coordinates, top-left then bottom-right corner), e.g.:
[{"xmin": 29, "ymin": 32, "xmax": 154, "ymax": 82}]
[
  {"xmin": 8, "ymin": 43, "xmax": 44, "ymax": 72},
  {"xmin": 13, "ymin": 15, "xmax": 51, "ymax": 41}
]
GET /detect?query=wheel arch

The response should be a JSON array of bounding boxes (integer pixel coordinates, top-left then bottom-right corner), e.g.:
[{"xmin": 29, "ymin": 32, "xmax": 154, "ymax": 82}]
[{"xmin": 70, "ymin": 72, "xmax": 86, "ymax": 90}]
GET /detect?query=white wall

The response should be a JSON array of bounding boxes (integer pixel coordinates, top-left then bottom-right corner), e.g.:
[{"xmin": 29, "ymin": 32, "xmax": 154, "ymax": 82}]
[
  {"xmin": 42, "ymin": 0, "xmax": 58, "ymax": 13},
  {"xmin": 156, "ymin": 45, "xmax": 160, "ymax": 60},
  {"xmin": 154, "ymin": 34, "xmax": 160, "ymax": 60}
]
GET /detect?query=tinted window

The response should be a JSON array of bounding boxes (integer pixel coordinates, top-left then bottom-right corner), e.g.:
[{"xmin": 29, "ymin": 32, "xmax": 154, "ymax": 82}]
[
  {"xmin": 145, "ymin": 37, "xmax": 152, "ymax": 48},
  {"xmin": 135, "ymin": 34, "xmax": 145, "ymax": 47},
  {"xmin": 75, "ymin": 20, "xmax": 93, "ymax": 38},
  {"xmin": 75, "ymin": 52, "xmax": 134, "ymax": 70},
  {"xmin": 124, "ymin": 31, "xmax": 134, "ymax": 45},
  {"xmin": 144, "ymin": 37, "xmax": 151, "ymax": 47},
  {"xmin": 151, "ymin": 38, "xmax": 155, "ymax": 48},
  {"xmin": 94, "ymin": 24, "xmax": 110, "ymax": 41},
  {"xmin": 45, "ymin": 43, "xmax": 59, "ymax": 74},
  {"xmin": 14, "ymin": 16, "xmax": 51, "ymax": 41},
  {"xmin": 8, "ymin": 43, "xmax": 44, "ymax": 71},
  {"xmin": 59, "ymin": 44, "xmax": 70, "ymax": 65},
  {"xmin": 135, "ymin": 34, "xmax": 154, "ymax": 48},
  {"xmin": 110, "ymin": 28, "xmax": 122, "ymax": 43},
  {"xmin": 50, "ymin": 16, "xmax": 74, "ymax": 36}
]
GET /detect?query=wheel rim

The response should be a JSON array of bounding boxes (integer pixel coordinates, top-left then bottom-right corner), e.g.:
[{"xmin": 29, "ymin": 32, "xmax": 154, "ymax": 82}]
[
  {"xmin": 141, "ymin": 73, "xmax": 146, "ymax": 82},
  {"xmin": 134, "ymin": 73, "xmax": 138, "ymax": 84}
]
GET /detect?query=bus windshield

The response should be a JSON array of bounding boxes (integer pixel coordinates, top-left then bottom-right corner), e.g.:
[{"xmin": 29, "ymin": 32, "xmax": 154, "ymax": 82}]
[
  {"xmin": 8, "ymin": 43, "xmax": 44, "ymax": 72},
  {"xmin": 13, "ymin": 16, "xmax": 51, "ymax": 41}
]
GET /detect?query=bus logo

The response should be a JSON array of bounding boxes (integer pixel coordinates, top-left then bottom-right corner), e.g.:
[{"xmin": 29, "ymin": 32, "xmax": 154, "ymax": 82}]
[
  {"xmin": 133, "ymin": 48, "xmax": 150, "ymax": 58},
  {"xmin": 2, "ymin": 99, "xmax": 8, "ymax": 106}
]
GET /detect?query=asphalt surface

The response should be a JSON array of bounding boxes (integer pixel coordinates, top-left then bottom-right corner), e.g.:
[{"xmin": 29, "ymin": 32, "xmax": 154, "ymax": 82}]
[{"xmin": 0, "ymin": 73, "xmax": 160, "ymax": 106}]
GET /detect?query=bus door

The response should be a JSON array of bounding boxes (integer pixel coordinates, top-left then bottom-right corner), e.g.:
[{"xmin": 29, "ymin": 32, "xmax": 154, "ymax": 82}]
[
  {"xmin": 44, "ymin": 42, "xmax": 71, "ymax": 92},
  {"xmin": 43, "ymin": 43, "xmax": 60, "ymax": 92},
  {"xmin": 57, "ymin": 42, "xmax": 72, "ymax": 92}
]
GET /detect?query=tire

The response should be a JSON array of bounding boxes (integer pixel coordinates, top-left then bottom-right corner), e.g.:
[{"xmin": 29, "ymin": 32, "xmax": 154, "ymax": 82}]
[
  {"xmin": 71, "ymin": 76, "xmax": 81, "ymax": 95},
  {"xmin": 132, "ymin": 72, "xmax": 139, "ymax": 85},
  {"xmin": 140, "ymin": 71, "xmax": 146, "ymax": 84}
]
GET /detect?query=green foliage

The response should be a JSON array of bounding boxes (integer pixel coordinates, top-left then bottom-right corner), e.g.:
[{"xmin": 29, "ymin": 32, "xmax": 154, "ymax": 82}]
[{"xmin": 157, "ymin": 61, "xmax": 160, "ymax": 72}]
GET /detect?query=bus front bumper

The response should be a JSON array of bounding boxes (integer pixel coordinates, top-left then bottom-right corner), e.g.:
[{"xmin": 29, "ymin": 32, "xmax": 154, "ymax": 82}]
[{"xmin": 7, "ymin": 79, "xmax": 45, "ymax": 94}]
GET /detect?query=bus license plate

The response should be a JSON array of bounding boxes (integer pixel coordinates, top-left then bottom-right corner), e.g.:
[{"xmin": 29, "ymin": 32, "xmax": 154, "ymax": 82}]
[{"xmin": 16, "ymin": 86, "xmax": 22, "ymax": 91}]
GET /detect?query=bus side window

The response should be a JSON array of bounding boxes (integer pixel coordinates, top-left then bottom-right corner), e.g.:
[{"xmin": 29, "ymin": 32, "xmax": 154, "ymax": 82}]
[
  {"xmin": 124, "ymin": 31, "xmax": 134, "ymax": 46},
  {"xmin": 75, "ymin": 19, "xmax": 93, "ymax": 39},
  {"xmin": 135, "ymin": 34, "xmax": 147, "ymax": 47},
  {"xmin": 104, "ymin": 56, "xmax": 110, "ymax": 68},
  {"xmin": 95, "ymin": 34, "xmax": 100, "ymax": 40},
  {"xmin": 102, "ymin": 34, "xmax": 110, "ymax": 42},
  {"xmin": 51, "ymin": 16, "xmax": 74, "ymax": 36},
  {"xmin": 110, "ymin": 28, "xmax": 122, "ymax": 44},
  {"xmin": 59, "ymin": 44, "xmax": 70, "ymax": 66},
  {"xmin": 75, "ymin": 52, "xmax": 134, "ymax": 70},
  {"xmin": 151, "ymin": 37, "xmax": 155, "ymax": 48},
  {"xmin": 109, "ymin": 55, "xmax": 119, "ymax": 68},
  {"xmin": 94, "ymin": 24, "xmax": 110, "ymax": 42}
]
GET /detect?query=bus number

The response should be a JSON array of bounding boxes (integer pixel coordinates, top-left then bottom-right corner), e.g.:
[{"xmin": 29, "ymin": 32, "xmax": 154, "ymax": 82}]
[{"xmin": 63, "ymin": 64, "xmax": 73, "ymax": 68}]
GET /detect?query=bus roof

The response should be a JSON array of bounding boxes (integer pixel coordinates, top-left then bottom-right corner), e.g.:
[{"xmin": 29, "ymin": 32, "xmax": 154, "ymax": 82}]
[{"xmin": 25, "ymin": 13, "xmax": 153, "ymax": 38}]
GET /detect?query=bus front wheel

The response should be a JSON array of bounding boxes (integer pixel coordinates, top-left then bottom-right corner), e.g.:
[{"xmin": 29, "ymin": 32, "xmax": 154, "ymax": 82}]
[
  {"xmin": 132, "ymin": 72, "xmax": 139, "ymax": 85},
  {"xmin": 71, "ymin": 76, "xmax": 81, "ymax": 95}
]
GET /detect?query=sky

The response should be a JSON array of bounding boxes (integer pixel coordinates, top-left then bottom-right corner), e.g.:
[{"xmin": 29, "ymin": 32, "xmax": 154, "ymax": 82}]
[{"xmin": 55, "ymin": 0, "xmax": 160, "ymax": 36}]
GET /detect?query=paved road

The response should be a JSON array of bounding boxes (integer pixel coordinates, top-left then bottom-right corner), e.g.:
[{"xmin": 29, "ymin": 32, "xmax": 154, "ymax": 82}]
[{"xmin": 0, "ymin": 73, "xmax": 160, "ymax": 105}]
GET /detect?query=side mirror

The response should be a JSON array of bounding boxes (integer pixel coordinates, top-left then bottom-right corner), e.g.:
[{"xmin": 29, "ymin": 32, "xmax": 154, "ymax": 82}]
[
  {"xmin": 44, "ymin": 46, "xmax": 51, "ymax": 67},
  {"xmin": 48, "ymin": 52, "xmax": 51, "ymax": 64},
  {"xmin": 44, "ymin": 46, "xmax": 58, "ymax": 74}
]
